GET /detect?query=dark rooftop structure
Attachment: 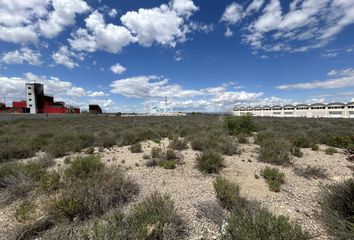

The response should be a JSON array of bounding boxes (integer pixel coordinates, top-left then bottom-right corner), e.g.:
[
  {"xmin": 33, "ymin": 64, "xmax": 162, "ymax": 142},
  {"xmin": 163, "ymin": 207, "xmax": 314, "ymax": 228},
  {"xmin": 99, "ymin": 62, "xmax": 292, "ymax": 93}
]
[{"xmin": 89, "ymin": 104, "xmax": 102, "ymax": 114}]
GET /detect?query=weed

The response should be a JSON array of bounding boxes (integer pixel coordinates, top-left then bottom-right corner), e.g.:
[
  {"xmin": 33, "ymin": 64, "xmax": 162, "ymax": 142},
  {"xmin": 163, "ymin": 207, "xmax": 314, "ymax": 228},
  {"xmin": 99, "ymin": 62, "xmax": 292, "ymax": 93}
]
[
  {"xmin": 311, "ymin": 144, "xmax": 319, "ymax": 151},
  {"xmin": 291, "ymin": 146, "xmax": 303, "ymax": 158},
  {"xmin": 15, "ymin": 201, "xmax": 35, "ymax": 222},
  {"xmin": 159, "ymin": 160, "xmax": 176, "ymax": 169},
  {"xmin": 40, "ymin": 171, "xmax": 61, "ymax": 192},
  {"xmin": 213, "ymin": 177, "xmax": 248, "ymax": 211},
  {"xmin": 260, "ymin": 167, "xmax": 285, "ymax": 192},
  {"xmin": 325, "ymin": 147, "xmax": 338, "ymax": 155}
]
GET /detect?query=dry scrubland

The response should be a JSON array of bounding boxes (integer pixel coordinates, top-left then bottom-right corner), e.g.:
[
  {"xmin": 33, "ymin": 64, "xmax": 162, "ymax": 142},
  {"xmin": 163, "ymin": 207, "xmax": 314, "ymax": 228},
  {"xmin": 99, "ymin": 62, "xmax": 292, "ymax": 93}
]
[{"xmin": 0, "ymin": 115, "xmax": 354, "ymax": 240}]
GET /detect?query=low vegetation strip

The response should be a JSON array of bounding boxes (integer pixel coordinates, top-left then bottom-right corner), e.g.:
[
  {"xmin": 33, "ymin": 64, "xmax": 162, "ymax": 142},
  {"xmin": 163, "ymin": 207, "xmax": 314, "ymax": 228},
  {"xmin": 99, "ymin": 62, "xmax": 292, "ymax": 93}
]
[{"xmin": 213, "ymin": 177, "xmax": 311, "ymax": 240}]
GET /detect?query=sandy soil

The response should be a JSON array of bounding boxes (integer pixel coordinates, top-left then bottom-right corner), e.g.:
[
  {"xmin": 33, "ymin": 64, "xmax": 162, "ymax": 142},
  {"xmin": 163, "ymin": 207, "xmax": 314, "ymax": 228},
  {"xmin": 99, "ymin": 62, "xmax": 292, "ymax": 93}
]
[{"xmin": 1, "ymin": 138, "xmax": 353, "ymax": 240}]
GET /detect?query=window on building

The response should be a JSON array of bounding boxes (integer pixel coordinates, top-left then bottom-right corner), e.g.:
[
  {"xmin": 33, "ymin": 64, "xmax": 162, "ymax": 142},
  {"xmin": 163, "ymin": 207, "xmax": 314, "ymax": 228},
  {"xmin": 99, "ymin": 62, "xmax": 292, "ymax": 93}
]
[
  {"xmin": 29, "ymin": 98, "xmax": 32, "ymax": 101},
  {"xmin": 28, "ymin": 87, "xmax": 31, "ymax": 89},
  {"xmin": 28, "ymin": 93, "xmax": 31, "ymax": 95},
  {"xmin": 29, "ymin": 104, "xmax": 32, "ymax": 107}
]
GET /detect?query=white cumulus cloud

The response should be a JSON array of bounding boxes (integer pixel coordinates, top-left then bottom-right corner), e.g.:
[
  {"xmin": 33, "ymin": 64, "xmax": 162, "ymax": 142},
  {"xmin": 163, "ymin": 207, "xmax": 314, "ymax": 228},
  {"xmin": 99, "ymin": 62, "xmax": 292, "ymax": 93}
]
[
  {"xmin": 52, "ymin": 46, "xmax": 80, "ymax": 69},
  {"xmin": 1, "ymin": 48, "xmax": 41, "ymax": 65},
  {"xmin": 277, "ymin": 68, "xmax": 354, "ymax": 89},
  {"xmin": 221, "ymin": 0, "xmax": 354, "ymax": 52},
  {"xmin": 69, "ymin": 11, "xmax": 134, "ymax": 53},
  {"xmin": 0, "ymin": 0, "xmax": 89, "ymax": 44},
  {"xmin": 110, "ymin": 63, "xmax": 126, "ymax": 74}
]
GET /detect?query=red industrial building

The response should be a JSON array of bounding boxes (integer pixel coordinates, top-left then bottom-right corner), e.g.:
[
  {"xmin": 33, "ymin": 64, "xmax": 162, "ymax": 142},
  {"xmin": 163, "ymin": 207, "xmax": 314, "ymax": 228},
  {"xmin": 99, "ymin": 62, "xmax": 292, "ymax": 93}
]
[{"xmin": 0, "ymin": 83, "xmax": 80, "ymax": 114}]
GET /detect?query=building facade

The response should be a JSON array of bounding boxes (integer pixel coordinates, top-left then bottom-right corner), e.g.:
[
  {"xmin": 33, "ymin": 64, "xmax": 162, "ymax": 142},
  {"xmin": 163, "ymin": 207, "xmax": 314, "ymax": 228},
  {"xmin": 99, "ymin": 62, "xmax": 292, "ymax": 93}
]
[
  {"xmin": 26, "ymin": 83, "xmax": 44, "ymax": 114},
  {"xmin": 233, "ymin": 102, "xmax": 354, "ymax": 118}
]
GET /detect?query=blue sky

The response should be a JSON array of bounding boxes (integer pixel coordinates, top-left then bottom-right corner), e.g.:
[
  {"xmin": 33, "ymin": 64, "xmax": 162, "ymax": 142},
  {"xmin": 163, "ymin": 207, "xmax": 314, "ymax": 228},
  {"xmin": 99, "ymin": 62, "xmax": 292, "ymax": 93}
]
[{"xmin": 0, "ymin": 0, "xmax": 354, "ymax": 112}]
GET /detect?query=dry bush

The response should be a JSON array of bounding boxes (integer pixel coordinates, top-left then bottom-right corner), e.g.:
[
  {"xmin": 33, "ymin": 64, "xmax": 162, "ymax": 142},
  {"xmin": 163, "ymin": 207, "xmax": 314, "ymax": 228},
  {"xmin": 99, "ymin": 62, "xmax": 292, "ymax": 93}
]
[
  {"xmin": 52, "ymin": 156, "xmax": 138, "ymax": 221},
  {"xmin": 151, "ymin": 147, "xmax": 162, "ymax": 158},
  {"xmin": 219, "ymin": 136, "xmax": 240, "ymax": 156},
  {"xmin": 294, "ymin": 165, "xmax": 328, "ymax": 179},
  {"xmin": 64, "ymin": 155, "xmax": 103, "ymax": 180},
  {"xmin": 168, "ymin": 138, "xmax": 188, "ymax": 150},
  {"xmin": 319, "ymin": 179, "xmax": 354, "ymax": 239},
  {"xmin": 259, "ymin": 137, "xmax": 291, "ymax": 165},
  {"xmin": 0, "ymin": 157, "xmax": 52, "ymax": 202},
  {"xmin": 53, "ymin": 193, "xmax": 185, "ymax": 240},
  {"xmin": 53, "ymin": 167, "xmax": 139, "ymax": 221},
  {"xmin": 127, "ymin": 192, "xmax": 185, "ymax": 239},
  {"xmin": 129, "ymin": 142, "xmax": 143, "ymax": 153},
  {"xmin": 195, "ymin": 200, "xmax": 225, "ymax": 226},
  {"xmin": 222, "ymin": 208, "xmax": 311, "ymax": 240}
]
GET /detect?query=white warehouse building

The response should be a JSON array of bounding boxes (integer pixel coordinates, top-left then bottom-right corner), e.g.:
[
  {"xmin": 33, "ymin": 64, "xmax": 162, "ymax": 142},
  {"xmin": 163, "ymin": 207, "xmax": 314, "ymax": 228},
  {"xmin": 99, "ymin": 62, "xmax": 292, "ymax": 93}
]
[{"xmin": 233, "ymin": 102, "xmax": 354, "ymax": 118}]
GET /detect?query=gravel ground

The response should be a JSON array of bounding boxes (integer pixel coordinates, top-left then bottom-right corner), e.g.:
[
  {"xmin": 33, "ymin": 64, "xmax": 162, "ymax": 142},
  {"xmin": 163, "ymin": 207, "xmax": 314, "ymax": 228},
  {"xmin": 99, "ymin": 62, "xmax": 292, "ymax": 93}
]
[{"xmin": 1, "ymin": 138, "xmax": 353, "ymax": 240}]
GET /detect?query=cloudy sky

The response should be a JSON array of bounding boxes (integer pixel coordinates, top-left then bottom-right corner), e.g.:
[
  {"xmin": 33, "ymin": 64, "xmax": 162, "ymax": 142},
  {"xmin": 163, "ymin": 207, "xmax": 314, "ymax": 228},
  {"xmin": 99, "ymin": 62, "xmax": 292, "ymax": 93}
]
[{"xmin": 1, "ymin": 0, "xmax": 354, "ymax": 112}]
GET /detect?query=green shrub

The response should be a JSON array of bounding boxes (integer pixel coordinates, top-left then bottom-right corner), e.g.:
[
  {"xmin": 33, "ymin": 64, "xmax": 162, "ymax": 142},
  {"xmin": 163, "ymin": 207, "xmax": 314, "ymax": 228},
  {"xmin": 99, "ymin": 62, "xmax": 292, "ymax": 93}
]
[
  {"xmin": 64, "ymin": 155, "xmax": 104, "ymax": 180},
  {"xmin": 222, "ymin": 208, "xmax": 311, "ymax": 240},
  {"xmin": 260, "ymin": 167, "xmax": 285, "ymax": 192},
  {"xmin": 129, "ymin": 142, "xmax": 143, "ymax": 153},
  {"xmin": 291, "ymin": 147, "xmax": 303, "ymax": 158},
  {"xmin": 293, "ymin": 134, "xmax": 311, "ymax": 148},
  {"xmin": 311, "ymin": 144, "xmax": 319, "ymax": 151},
  {"xmin": 325, "ymin": 147, "xmax": 338, "ymax": 155},
  {"xmin": 213, "ymin": 177, "xmax": 248, "ymax": 211},
  {"xmin": 259, "ymin": 137, "xmax": 291, "ymax": 165},
  {"xmin": 330, "ymin": 136, "xmax": 354, "ymax": 149},
  {"xmin": 128, "ymin": 192, "xmax": 185, "ymax": 239},
  {"xmin": 319, "ymin": 179, "xmax": 354, "ymax": 239},
  {"xmin": 224, "ymin": 115, "xmax": 256, "ymax": 135},
  {"xmin": 16, "ymin": 200, "xmax": 35, "ymax": 222},
  {"xmin": 40, "ymin": 171, "xmax": 61, "ymax": 191},
  {"xmin": 196, "ymin": 150, "xmax": 224, "ymax": 174},
  {"xmin": 151, "ymin": 147, "xmax": 162, "ymax": 158},
  {"xmin": 159, "ymin": 160, "xmax": 176, "ymax": 169},
  {"xmin": 168, "ymin": 138, "xmax": 188, "ymax": 150}
]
